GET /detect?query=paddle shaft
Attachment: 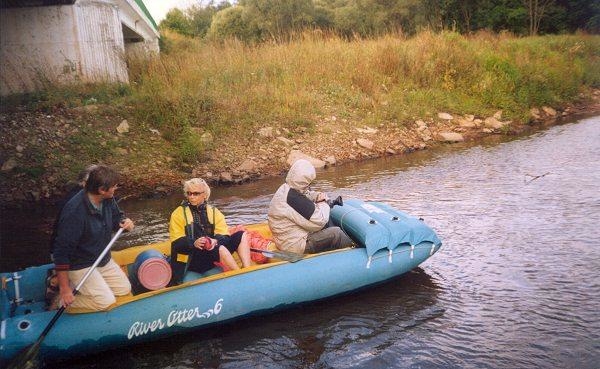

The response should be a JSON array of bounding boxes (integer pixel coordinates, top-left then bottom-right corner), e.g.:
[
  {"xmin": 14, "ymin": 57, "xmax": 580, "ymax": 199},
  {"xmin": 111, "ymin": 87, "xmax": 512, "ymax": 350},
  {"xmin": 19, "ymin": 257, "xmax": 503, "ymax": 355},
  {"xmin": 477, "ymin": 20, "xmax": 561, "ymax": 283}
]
[
  {"xmin": 72, "ymin": 227, "xmax": 124, "ymax": 292},
  {"xmin": 43, "ymin": 228, "xmax": 124, "ymax": 336},
  {"xmin": 7, "ymin": 228, "xmax": 124, "ymax": 369}
]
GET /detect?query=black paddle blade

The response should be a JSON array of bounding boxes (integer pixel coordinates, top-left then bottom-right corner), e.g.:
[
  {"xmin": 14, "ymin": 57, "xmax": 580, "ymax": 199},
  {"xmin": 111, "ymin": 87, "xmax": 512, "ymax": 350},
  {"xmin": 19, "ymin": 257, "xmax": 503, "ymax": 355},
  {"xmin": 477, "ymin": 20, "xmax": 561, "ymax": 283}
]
[
  {"xmin": 6, "ymin": 342, "xmax": 41, "ymax": 369},
  {"xmin": 250, "ymin": 248, "xmax": 303, "ymax": 263}
]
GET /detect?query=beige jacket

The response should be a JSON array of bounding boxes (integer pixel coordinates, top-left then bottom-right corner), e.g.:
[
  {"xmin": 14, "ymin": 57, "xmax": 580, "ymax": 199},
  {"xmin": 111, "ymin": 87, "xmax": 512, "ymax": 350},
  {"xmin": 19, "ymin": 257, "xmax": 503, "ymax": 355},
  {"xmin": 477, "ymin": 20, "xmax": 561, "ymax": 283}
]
[{"xmin": 268, "ymin": 159, "xmax": 330, "ymax": 253}]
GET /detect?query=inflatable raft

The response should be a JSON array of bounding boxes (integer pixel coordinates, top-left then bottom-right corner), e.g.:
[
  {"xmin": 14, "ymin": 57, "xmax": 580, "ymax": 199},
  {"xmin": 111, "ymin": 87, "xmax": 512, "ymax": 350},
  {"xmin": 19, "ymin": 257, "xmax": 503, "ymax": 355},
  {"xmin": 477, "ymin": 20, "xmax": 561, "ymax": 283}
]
[{"xmin": 0, "ymin": 200, "xmax": 442, "ymax": 365}]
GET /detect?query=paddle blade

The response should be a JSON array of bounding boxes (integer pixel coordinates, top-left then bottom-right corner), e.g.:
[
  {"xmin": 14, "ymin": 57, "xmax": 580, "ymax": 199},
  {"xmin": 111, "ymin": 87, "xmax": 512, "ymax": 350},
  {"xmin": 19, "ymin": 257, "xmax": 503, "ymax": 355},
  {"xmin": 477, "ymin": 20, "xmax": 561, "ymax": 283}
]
[
  {"xmin": 6, "ymin": 342, "xmax": 41, "ymax": 369},
  {"xmin": 250, "ymin": 248, "xmax": 303, "ymax": 263}
]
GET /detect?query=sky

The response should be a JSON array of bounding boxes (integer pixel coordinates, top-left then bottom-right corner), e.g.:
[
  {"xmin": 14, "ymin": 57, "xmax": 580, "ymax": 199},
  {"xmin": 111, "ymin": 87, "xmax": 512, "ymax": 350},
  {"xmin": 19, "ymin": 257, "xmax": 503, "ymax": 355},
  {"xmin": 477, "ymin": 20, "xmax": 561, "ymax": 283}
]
[{"xmin": 144, "ymin": 0, "xmax": 199, "ymax": 23}]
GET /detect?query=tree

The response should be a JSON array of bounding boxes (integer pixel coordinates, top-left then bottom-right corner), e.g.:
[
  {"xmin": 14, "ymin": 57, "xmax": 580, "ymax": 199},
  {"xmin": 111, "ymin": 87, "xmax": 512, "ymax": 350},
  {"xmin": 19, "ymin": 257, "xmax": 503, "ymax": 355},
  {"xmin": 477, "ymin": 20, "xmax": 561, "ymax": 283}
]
[
  {"xmin": 332, "ymin": 4, "xmax": 367, "ymax": 37},
  {"xmin": 367, "ymin": 0, "xmax": 422, "ymax": 35},
  {"xmin": 589, "ymin": 1, "xmax": 600, "ymax": 33},
  {"xmin": 471, "ymin": 0, "xmax": 527, "ymax": 35},
  {"xmin": 556, "ymin": 0, "xmax": 600, "ymax": 33},
  {"xmin": 166, "ymin": 0, "xmax": 598, "ymax": 42},
  {"xmin": 240, "ymin": 0, "xmax": 316, "ymax": 40},
  {"xmin": 160, "ymin": 1, "xmax": 233, "ymax": 38},
  {"xmin": 458, "ymin": 0, "xmax": 477, "ymax": 32},
  {"xmin": 523, "ymin": 0, "xmax": 555, "ymax": 35},
  {"xmin": 187, "ymin": 2, "xmax": 232, "ymax": 38},
  {"xmin": 436, "ymin": 0, "xmax": 481, "ymax": 33},
  {"xmin": 208, "ymin": 6, "xmax": 259, "ymax": 42},
  {"xmin": 160, "ymin": 8, "xmax": 194, "ymax": 36},
  {"xmin": 325, "ymin": 0, "xmax": 422, "ymax": 37}
]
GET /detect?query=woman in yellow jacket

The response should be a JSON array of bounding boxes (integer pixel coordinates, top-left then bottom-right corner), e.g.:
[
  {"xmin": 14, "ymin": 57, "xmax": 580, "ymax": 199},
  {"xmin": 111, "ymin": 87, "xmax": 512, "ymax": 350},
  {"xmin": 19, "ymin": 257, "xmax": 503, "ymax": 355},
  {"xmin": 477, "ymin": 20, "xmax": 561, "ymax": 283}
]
[{"xmin": 169, "ymin": 178, "xmax": 252, "ymax": 284}]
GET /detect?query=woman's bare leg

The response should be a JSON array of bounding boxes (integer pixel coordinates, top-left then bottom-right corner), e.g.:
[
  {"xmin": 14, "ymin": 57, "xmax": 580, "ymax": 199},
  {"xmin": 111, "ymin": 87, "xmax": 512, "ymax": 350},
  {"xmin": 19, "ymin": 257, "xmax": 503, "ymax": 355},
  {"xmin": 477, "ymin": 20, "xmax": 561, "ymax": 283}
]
[
  {"xmin": 218, "ymin": 246, "xmax": 240, "ymax": 271},
  {"xmin": 237, "ymin": 232, "xmax": 252, "ymax": 268}
]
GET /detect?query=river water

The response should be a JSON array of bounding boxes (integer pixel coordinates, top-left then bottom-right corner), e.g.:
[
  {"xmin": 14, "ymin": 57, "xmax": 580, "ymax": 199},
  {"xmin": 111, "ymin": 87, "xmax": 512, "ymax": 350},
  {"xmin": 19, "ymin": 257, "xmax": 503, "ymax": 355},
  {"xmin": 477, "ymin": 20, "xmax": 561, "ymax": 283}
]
[{"xmin": 2, "ymin": 116, "xmax": 599, "ymax": 368}]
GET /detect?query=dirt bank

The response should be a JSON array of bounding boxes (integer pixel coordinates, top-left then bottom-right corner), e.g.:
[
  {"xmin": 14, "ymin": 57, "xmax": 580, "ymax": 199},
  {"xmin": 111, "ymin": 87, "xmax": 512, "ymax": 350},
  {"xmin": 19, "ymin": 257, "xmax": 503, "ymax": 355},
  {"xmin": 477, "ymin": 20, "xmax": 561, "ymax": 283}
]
[{"xmin": 1, "ymin": 90, "xmax": 599, "ymax": 208}]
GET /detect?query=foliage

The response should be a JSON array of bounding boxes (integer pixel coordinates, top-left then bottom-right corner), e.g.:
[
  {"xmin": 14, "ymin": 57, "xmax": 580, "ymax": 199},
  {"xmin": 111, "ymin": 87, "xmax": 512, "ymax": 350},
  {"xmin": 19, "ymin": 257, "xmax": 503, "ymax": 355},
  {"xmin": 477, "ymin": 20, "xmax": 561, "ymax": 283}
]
[
  {"xmin": 161, "ymin": 2, "xmax": 233, "ymax": 39},
  {"xmin": 207, "ymin": 6, "xmax": 258, "ymax": 42},
  {"xmin": 161, "ymin": 8, "xmax": 194, "ymax": 37},
  {"xmin": 159, "ymin": 0, "xmax": 600, "ymax": 41},
  {"xmin": 175, "ymin": 129, "xmax": 209, "ymax": 164}
]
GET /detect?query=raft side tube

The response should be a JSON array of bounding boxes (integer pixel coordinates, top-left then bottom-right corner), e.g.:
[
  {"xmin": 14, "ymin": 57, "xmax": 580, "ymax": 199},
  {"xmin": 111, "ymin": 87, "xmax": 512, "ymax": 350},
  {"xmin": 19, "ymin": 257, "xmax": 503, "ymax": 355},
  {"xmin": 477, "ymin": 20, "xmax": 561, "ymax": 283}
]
[
  {"xmin": 368, "ymin": 201, "xmax": 442, "ymax": 247},
  {"xmin": 1, "ymin": 265, "xmax": 52, "ymax": 311},
  {"xmin": 330, "ymin": 202, "xmax": 391, "ymax": 256},
  {"xmin": 344, "ymin": 198, "xmax": 414, "ymax": 250}
]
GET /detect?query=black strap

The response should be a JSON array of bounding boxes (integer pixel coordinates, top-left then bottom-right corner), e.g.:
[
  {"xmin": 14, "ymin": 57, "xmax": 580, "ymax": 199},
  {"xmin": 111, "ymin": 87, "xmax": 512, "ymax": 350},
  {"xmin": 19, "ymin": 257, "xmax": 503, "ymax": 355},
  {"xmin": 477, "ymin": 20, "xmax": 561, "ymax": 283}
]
[{"xmin": 180, "ymin": 202, "xmax": 217, "ymax": 244}]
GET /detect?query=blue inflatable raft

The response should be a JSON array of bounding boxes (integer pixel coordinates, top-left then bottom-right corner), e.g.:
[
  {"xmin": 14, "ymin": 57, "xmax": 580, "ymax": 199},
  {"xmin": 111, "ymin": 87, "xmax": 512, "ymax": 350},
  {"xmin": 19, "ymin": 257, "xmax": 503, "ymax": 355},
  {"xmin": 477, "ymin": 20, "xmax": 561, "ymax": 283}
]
[{"xmin": 0, "ymin": 201, "xmax": 441, "ymax": 365}]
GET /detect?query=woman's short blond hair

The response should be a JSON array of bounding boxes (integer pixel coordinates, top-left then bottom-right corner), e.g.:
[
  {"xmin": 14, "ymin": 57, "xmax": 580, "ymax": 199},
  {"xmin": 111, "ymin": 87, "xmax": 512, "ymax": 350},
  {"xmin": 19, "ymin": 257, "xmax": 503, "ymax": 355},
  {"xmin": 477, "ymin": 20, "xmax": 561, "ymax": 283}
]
[{"xmin": 182, "ymin": 178, "xmax": 211, "ymax": 200}]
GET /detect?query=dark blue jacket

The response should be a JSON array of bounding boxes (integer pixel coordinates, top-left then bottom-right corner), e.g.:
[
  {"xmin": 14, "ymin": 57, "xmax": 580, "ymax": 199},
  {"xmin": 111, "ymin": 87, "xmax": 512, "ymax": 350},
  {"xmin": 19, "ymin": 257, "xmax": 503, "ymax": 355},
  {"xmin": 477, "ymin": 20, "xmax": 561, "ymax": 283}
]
[
  {"xmin": 50, "ymin": 185, "xmax": 83, "ymax": 255},
  {"xmin": 52, "ymin": 190, "xmax": 123, "ymax": 271}
]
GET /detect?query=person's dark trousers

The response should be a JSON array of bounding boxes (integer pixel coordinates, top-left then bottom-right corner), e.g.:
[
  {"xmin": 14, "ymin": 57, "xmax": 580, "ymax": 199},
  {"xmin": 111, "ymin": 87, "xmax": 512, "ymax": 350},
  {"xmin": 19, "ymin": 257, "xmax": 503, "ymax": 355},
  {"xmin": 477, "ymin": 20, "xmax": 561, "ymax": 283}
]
[{"xmin": 169, "ymin": 242, "xmax": 191, "ymax": 286}]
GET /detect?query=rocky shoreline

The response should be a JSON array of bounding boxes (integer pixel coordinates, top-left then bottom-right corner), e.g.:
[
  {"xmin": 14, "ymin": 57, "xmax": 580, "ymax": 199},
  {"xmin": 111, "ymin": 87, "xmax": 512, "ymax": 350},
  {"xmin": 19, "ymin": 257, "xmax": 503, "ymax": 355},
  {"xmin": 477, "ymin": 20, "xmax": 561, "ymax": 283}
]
[{"xmin": 1, "ymin": 89, "xmax": 599, "ymax": 208}]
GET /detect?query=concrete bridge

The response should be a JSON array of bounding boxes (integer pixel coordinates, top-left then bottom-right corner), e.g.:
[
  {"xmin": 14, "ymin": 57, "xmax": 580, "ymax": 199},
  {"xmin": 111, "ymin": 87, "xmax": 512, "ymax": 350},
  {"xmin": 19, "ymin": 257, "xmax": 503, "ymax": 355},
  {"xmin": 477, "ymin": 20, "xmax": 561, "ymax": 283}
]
[{"xmin": 0, "ymin": 0, "xmax": 159, "ymax": 96}]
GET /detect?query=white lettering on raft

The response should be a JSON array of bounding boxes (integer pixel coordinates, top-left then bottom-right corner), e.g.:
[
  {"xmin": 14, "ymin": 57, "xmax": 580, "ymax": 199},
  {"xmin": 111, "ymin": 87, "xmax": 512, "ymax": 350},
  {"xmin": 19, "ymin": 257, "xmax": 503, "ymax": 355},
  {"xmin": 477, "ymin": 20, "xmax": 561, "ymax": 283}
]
[
  {"xmin": 361, "ymin": 203, "xmax": 386, "ymax": 214},
  {"xmin": 127, "ymin": 298, "xmax": 223, "ymax": 339}
]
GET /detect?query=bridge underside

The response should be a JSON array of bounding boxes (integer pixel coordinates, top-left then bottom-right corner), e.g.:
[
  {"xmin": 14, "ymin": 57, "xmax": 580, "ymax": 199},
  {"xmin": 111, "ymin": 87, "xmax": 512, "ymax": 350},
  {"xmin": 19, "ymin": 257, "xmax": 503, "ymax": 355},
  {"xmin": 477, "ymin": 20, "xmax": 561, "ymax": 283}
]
[{"xmin": 0, "ymin": 0, "xmax": 159, "ymax": 95}]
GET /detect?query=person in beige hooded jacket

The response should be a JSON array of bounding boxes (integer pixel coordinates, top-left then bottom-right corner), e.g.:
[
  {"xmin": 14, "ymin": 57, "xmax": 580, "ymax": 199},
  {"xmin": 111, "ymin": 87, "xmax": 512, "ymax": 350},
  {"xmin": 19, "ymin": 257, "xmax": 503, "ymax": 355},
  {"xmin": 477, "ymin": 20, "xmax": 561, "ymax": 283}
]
[{"xmin": 268, "ymin": 159, "xmax": 352, "ymax": 254}]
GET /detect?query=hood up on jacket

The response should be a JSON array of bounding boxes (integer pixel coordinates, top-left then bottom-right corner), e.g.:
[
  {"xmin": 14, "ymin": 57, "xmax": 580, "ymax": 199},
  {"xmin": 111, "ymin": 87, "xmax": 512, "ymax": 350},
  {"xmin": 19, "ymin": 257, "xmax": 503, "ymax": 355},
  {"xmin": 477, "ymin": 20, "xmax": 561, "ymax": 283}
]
[{"xmin": 285, "ymin": 159, "xmax": 315, "ymax": 191}]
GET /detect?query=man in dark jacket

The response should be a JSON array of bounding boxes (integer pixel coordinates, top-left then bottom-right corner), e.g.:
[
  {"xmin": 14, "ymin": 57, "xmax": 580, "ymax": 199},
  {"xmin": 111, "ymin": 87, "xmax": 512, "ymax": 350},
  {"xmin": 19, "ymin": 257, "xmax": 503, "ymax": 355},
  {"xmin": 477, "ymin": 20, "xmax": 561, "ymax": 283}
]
[
  {"xmin": 50, "ymin": 164, "xmax": 97, "ymax": 260},
  {"xmin": 53, "ymin": 165, "xmax": 134, "ymax": 311}
]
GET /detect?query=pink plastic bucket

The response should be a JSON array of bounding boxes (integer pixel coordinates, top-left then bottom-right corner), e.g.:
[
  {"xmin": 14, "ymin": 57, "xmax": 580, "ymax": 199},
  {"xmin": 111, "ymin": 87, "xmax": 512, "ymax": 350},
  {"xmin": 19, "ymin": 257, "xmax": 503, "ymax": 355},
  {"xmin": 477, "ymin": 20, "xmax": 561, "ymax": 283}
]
[{"xmin": 133, "ymin": 250, "xmax": 171, "ymax": 290}]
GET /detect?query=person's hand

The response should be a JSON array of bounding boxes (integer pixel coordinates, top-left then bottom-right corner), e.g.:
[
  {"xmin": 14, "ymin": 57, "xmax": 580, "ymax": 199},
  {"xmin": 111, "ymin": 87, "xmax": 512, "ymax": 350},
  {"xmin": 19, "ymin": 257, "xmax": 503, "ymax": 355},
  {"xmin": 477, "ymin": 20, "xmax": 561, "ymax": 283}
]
[
  {"xmin": 193, "ymin": 237, "xmax": 207, "ymax": 250},
  {"xmin": 59, "ymin": 287, "xmax": 75, "ymax": 307},
  {"xmin": 194, "ymin": 236, "xmax": 216, "ymax": 250},
  {"xmin": 316, "ymin": 192, "xmax": 329, "ymax": 203},
  {"xmin": 120, "ymin": 218, "xmax": 134, "ymax": 232}
]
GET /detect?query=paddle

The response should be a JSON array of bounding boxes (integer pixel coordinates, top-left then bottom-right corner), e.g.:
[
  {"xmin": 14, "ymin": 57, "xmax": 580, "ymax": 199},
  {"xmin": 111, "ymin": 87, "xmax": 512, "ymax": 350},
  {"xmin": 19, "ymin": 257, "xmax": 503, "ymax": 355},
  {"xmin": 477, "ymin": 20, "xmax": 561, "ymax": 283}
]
[
  {"xmin": 250, "ymin": 247, "xmax": 303, "ymax": 263},
  {"xmin": 7, "ymin": 228, "xmax": 125, "ymax": 369}
]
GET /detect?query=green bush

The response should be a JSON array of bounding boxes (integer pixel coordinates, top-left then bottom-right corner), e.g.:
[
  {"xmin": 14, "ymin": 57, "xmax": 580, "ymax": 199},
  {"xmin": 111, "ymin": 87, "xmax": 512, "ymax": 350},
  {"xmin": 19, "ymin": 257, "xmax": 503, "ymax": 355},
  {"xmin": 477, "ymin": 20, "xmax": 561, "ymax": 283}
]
[{"xmin": 175, "ymin": 130, "xmax": 209, "ymax": 164}]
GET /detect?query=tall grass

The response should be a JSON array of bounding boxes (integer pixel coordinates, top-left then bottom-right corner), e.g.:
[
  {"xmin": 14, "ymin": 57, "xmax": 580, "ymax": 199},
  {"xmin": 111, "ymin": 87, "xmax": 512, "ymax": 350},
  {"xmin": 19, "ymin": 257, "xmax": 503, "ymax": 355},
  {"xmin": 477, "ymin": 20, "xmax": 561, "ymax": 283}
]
[{"xmin": 130, "ymin": 30, "xmax": 600, "ymax": 147}]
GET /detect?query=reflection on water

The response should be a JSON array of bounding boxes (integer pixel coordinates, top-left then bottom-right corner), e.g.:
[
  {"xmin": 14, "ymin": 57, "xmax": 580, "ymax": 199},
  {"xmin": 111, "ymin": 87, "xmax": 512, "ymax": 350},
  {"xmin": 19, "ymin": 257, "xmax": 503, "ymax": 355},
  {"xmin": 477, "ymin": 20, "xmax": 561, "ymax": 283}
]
[{"xmin": 4, "ymin": 116, "xmax": 600, "ymax": 368}]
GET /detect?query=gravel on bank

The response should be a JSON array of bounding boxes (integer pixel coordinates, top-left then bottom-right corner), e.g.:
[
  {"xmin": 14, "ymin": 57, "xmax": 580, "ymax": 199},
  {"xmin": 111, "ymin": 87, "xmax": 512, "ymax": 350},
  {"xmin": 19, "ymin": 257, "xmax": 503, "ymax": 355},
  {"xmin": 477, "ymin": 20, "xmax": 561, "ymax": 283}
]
[{"xmin": 1, "ymin": 90, "xmax": 599, "ymax": 208}]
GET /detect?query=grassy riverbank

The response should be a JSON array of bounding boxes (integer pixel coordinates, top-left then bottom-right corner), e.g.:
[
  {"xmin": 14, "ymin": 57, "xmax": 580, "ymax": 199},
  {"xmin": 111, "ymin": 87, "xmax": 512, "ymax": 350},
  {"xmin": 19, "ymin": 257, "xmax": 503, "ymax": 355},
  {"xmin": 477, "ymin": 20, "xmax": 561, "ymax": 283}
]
[
  {"xmin": 139, "ymin": 30, "xmax": 599, "ymax": 142},
  {"xmin": 1, "ymin": 31, "xmax": 599, "ymax": 204}
]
